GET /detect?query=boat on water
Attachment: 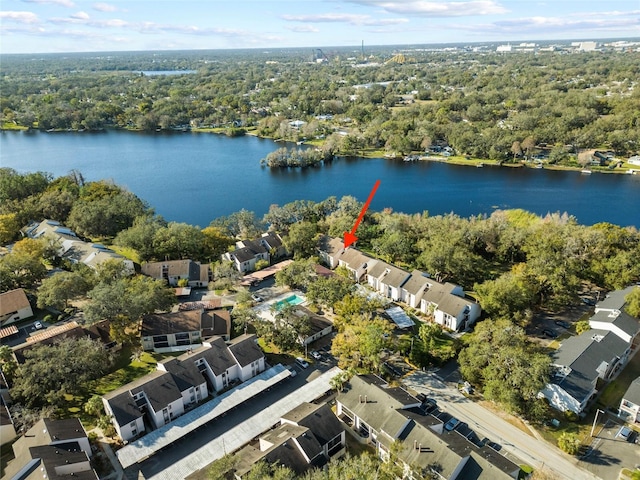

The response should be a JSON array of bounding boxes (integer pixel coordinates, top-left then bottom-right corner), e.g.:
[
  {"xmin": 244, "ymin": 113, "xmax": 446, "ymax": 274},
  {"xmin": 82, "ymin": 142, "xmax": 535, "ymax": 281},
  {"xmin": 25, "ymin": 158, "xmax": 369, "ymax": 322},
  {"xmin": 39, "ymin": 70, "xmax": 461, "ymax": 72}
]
[
  {"xmin": 476, "ymin": 163, "xmax": 484, "ymax": 168},
  {"xmin": 581, "ymin": 169, "xmax": 593, "ymax": 174},
  {"xmin": 535, "ymin": 163, "xmax": 543, "ymax": 169}
]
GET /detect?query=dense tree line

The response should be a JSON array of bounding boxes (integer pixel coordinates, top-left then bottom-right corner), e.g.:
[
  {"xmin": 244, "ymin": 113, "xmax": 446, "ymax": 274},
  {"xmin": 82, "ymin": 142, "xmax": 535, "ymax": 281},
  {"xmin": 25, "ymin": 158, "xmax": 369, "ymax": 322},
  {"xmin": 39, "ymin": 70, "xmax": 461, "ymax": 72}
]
[{"xmin": 2, "ymin": 49, "xmax": 639, "ymax": 162}]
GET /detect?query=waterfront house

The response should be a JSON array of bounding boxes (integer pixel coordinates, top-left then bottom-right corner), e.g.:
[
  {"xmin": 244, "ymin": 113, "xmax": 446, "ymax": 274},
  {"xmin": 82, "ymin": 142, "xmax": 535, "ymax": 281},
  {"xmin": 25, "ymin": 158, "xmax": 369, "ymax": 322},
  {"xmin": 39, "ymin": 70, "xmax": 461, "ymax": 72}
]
[
  {"xmin": 141, "ymin": 259, "xmax": 212, "ymax": 287},
  {"xmin": 224, "ymin": 232, "xmax": 286, "ymax": 273},
  {"xmin": 233, "ymin": 402, "xmax": 345, "ymax": 477},
  {"xmin": 318, "ymin": 237, "xmax": 481, "ymax": 330},
  {"xmin": 141, "ymin": 309, "xmax": 231, "ymax": 353},
  {"xmin": 620, "ymin": 377, "xmax": 640, "ymax": 423},
  {"xmin": 2, "ymin": 418, "xmax": 96, "ymax": 480},
  {"xmin": 336, "ymin": 375, "xmax": 520, "ymax": 480},
  {"xmin": 23, "ymin": 219, "xmax": 134, "ymax": 273},
  {"xmin": 0, "ymin": 288, "xmax": 33, "ymax": 326}
]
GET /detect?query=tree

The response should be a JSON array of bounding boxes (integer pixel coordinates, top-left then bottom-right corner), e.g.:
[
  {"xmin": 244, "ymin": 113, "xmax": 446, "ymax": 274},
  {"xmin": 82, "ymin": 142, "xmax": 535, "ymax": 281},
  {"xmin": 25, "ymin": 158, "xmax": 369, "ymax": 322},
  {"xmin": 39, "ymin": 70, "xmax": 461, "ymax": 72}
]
[
  {"xmin": 84, "ymin": 394, "xmax": 105, "ymax": 417},
  {"xmin": 201, "ymin": 226, "xmax": 235, "ymax": 262},
  {"xmin": 231, "ymin": 305, "xmax": 259, "ymax": 335},
  {"xmin": 283, "ymin": 221, "xmax": 319, "ymax": 259},
  {"xmin": 625, "ymin": 286, "xmax": 640, "ymax": 318},
  {"xmin": 332, "ymin": 314, "xmax": 393, "ymax": 372},
  {"xmin": 0, "ymin": 252, "xmax": 47, "ymax": 293},
  {"xmin": 84, "ymin": 276, "xmax": 176, "ymax": 343},
  {"xmin": 474, "ymin": 269, "xmax": 536, "ymax": 318},
  {"xmin": 114, "ymin": 215, "xmax": 166, "ymax": 262},
  {"xmin": 458, "ymin": 318, "xmax": 551, "ymax": 417},
  {"xmin": 211, "ymin": 261, "xmax": 241, "ymax": 290},
  {"xmin": 275, "ymin": 258, "xmax": 316, "ymax": 290},
  {"xmin": 210, "ymin": 209, "xmax": 264, "ymax": 239},
  {"xmin": 575, "ymin": 320, "xmax": 591, "ymax": 335},
  {"xmin": 37, "ymin": 270, "xmax": 92, "ymax": 310},
  {"xmin": 0, "ymin": 213, "xmax": 20, "ymax": 244},
  {"xmin": 0, "ymin": 345, "xmax": 18, "ymax": 383},
  {"xmin": 557, "ymin": 432, "xmax": 581, "ymax": 455},
  {"xmin": 12, "ymin": 338, "xmax": 113, "ymax": 408},
  {"xmin": 306, "ymin": 275, "xmax": 353, "ymax": 313},
  {"xmin": 207, "ymin": 454, "xmax": 238, "ymax": 480},
  {"xmin": 152, "ymin": 222, "xmax": 207, "ymax": 261}
]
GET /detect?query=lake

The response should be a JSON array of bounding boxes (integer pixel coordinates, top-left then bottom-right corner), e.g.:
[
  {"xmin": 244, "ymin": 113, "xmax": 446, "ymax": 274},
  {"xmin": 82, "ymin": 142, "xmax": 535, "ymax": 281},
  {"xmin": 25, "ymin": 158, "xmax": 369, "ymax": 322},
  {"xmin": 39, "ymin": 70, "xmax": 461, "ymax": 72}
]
[{"xmin": 1, "ymin": 130, "xmax": 639, "ymax": 228}]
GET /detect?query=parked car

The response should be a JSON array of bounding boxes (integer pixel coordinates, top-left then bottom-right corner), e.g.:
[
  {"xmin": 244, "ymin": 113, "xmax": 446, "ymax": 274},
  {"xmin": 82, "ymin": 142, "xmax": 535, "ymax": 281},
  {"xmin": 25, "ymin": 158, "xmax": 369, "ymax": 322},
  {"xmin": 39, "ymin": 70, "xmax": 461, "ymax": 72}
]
[
  {"xmin": 444, "ymin": 417, "xmax": 461, "ymax": 431},
  {"xmin": 251, "ymin": 294, "xmax": 263, "ymax": 302},
  {"xmin": 542, "ymin": 329, "xmax": 558, "ymax": 339},
  {"xmin": 616, "ymin": 426, "xmax": 633, "ymax": 441},
  {"xmin": 310, "ymin": 350, "xmax": 322, "ymax": 360},
  {"xmin": 554, "ymin": 320, "xmax": 570, "ymax": 329},
  {"xmin": 287, "ymin": 366, "xmax": 297, "ymax": 377},
  {"xmin": 295, "ymin": 357, "xmax": 309, "ymax": 369},
  {"xmin": 33, "ymin": 321, "xmax": 44, "ymax": 330}
]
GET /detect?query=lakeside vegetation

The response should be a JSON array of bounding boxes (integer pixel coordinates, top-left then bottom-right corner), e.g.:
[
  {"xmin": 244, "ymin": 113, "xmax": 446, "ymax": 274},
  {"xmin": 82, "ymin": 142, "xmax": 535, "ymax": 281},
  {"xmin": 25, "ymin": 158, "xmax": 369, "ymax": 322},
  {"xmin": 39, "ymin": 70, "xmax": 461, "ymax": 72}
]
[{"xmin": 1, "ymin": 47, "xmax": 639, "ymax": 170}]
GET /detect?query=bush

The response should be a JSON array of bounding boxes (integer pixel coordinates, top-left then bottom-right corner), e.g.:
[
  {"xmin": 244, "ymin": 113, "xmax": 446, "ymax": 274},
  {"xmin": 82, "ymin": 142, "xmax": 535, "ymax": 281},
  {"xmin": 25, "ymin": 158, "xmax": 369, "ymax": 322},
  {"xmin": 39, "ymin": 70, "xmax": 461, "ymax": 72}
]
[
  {"xmin": 557, "ymin": 432, "xmax": 581, "ymax": 455},
  {"xmin": 44, "ymin": 314, "xmax": 53, "ymax": 322},
  {"xmin": 255, "ymin": 259, "xmax": 269, "ymax": 271}
]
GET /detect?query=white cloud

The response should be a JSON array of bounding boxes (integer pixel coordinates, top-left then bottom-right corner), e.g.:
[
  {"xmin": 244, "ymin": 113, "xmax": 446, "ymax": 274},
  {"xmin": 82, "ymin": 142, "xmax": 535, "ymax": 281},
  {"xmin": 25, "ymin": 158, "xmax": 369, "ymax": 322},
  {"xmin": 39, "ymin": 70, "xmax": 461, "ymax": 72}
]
[
  {"xmin": 70, "ymin": 11, "xmax": 90, "ymax": 20},
  {"xmin": 23, "ymin": 0, "xmax": 75, "ymax": 7},
  {"xmin": 285, "ymin": 25, "xmax": 320, "ymax": 33},
  {"xmin": 92, "ymin": 2, "xmax": 117, "ymax": 12},
  {"xmin": 0, "ymin": 11, "xmax": 39, "ymax": 24},
  {"xmin": 282, "ymin": 12, "xmax": 408, "ymax": 26},
  {"xmin": 345, "ymin": 1, "xmax": 508, "ymax": 17},
  {"xmin": 457, "ymin": 14, "xmax": 640, "ymax": 35}
]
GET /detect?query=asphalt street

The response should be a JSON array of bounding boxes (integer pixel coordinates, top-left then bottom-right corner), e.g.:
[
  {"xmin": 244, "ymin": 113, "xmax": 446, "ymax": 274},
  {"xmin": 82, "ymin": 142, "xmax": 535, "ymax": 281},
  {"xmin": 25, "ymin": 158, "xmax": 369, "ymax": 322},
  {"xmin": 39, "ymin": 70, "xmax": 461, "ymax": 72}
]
[{"xmin": 403, "ymin": 370, "xmax": 602, "ymax": 480}]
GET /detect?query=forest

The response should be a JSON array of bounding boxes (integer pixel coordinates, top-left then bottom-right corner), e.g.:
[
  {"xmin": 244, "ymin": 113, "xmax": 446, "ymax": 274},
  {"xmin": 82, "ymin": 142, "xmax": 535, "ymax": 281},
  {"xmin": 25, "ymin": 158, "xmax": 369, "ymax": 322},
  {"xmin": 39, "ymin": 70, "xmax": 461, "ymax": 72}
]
[{"xmin": 1, "ymin": 47, "xmax": 639, "ymax": 163}]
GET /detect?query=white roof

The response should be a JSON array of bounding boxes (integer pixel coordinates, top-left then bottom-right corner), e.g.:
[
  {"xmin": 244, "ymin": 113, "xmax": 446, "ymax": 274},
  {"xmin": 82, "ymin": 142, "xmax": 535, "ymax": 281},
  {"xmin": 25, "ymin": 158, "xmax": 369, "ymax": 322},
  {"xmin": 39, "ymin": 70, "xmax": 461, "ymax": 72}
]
[
  {"xmin": 385, "ymin": 306, "xmax": 415, "ymax": 329},
  {"xmin": 146, "ymin": 366, "xmax": 343, "ymax": 480}
]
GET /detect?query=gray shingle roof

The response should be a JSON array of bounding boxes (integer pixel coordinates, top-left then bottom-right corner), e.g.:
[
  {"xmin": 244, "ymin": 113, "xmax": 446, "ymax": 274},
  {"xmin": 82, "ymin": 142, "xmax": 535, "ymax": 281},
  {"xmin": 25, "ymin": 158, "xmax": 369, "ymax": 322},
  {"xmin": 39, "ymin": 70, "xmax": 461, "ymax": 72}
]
[
  {"xmin": 183, "ymin": 336, "xmax": 237, "ymax": 376},
  {"xmin": 590, "ymin": 309, "xmax": 640, "ymax": 338},
  {"xmin": 142, "ymin": 310, "xmax": 202, "ymax": 336},
  {"xmin": 228, "ymin": 334, "xmax": 264, "ymax": 367},
  {"xmin": 622, "ymin": 377, "xmax": 640, "ymax": 405},
  {"xmin": 596, "ymin": 286, "xmax": 636, "ymax": 311},
  {"xmin": 378, "ymin": 265, "xmax": 410, "ymax": 288},
  {"xmin": 141, "ymin": 259, "xmax": 203, "ymax": 281},
  {"xmin": 401, "ymin": 270, "xmax": 433, "ymax": 296},
  {"xmin": 552, "ymin": 330, "xmax": 629, "ymax": 403}
]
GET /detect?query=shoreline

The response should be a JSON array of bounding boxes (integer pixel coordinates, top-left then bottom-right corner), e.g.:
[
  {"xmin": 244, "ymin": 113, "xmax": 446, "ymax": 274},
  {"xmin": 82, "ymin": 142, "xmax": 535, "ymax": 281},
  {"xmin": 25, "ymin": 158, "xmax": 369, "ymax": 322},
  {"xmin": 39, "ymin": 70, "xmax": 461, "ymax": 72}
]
[{"xmin": 2, "ymin": 126, "xmax": 637, "ymax": 175}]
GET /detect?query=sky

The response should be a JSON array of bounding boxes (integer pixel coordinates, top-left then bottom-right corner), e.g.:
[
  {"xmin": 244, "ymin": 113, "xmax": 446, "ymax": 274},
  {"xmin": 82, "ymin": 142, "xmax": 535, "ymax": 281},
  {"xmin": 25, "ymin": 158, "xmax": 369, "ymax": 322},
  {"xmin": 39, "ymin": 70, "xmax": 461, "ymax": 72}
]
[{"xmin": 1, "ymin": 0, "xmax": 639, "ymax": 54}]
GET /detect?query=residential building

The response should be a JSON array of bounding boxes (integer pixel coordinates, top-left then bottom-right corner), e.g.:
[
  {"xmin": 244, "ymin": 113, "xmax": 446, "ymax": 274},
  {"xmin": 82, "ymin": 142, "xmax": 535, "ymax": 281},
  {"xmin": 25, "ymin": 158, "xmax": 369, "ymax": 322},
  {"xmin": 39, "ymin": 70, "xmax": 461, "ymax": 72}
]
[
  {"xmin": 2, "ymin": 418, "xmax": 96, "ymax": 480},
  {"xmin": 12, "ymin": 320, "xmax": 117, "ymax": 364},
  {"xmin": 420, "ymin": 282, "xmax": 481, "ymax": 331},
  {"xmin": 0, "ymin": 288, "xmax": 33, "ymax": 326},
  {"xmin": 233, "ymin": 402, "xmax": 345, "ymax": 477},
  {"xmin": 620, "ymin": 377, "xmax": 640, "ymax": 423},
  {"xmin": 336, "ymin": 375, "xmax": 520, "ymax": 480},
  {"xmin": 223, "ymin": 232, "xmax": 286, "ymax": 273},
  {"xmin": 0, "ymin": 399, "xmax": 16, "ymax": 446},
  {"xmin": 141, "ymin": 309, "xmax": 231, "ymax": 352},
  {"xmin": 141, "ymin": 259, "xmax": 212, "ymax": 287},
  {"xmin": 541, "ymin": 287, "xmax": 640, "ymax": 414},
  {"xmin": 103, "ymin": 335, "xmax": 265, "ymax": 442},
  {"xmin": 318, "ymin": 236, "xmax": 481, "ymax": 331},
  {"xmin": 22, "ymin": 219, "xmax": 134, "ymax": 272}
]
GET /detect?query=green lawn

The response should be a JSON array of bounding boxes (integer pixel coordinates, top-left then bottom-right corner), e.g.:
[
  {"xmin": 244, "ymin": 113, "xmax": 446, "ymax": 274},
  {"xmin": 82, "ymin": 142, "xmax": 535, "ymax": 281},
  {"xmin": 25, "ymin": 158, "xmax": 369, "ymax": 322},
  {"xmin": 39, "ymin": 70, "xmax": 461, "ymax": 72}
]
[
  {"xmin": 57, "ymin": 345, "xmax": 159, "ymax": 427},
  {"xmin": 596, "ymin": 352, "xmax": 640, "ymax": 409}
]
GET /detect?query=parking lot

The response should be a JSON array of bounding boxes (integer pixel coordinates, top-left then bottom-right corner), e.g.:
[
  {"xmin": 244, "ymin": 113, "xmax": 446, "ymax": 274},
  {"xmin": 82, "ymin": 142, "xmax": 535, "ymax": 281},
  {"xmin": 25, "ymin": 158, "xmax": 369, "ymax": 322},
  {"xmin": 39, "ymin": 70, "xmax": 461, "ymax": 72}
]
[{"xmin": 579, "ymin": 418, "xmax": 640, "ymax": 479}]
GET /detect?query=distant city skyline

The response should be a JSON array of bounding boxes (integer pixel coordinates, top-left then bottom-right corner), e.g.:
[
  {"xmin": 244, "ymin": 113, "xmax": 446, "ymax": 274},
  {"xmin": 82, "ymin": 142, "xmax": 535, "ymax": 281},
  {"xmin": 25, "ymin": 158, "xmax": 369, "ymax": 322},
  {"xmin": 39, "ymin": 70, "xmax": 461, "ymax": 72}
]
[{"xmin": 1, "ymin": 0, "xmax": 639, "ymax": 54}]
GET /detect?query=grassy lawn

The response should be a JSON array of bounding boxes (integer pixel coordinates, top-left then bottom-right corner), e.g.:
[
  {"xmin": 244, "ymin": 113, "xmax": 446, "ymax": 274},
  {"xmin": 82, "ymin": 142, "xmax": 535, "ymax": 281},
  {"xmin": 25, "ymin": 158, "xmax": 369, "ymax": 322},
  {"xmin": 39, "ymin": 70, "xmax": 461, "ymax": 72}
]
[
  {"xmin": 57, "ymin": 345, "xmax": 158, "ymax": 427},
  {"xmin": 538, "ymin": 410, "xmax": 594, "ymax": 446}
]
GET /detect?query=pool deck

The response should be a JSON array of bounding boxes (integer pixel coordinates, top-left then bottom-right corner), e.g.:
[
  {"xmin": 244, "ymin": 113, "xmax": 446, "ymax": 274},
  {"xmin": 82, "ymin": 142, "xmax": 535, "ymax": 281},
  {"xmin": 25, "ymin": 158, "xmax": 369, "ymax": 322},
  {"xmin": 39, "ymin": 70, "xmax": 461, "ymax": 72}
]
[{"xmin": 253, "ymin": 290, "xmax": 307, "ymax": 323}]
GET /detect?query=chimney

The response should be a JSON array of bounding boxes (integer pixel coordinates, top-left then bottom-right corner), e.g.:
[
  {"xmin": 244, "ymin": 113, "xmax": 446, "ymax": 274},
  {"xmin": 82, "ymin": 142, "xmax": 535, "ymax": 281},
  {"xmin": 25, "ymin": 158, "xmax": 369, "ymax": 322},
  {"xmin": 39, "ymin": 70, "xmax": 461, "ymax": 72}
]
[
  {"xmin": 364, "ymin": 395, "xmax": 368, "ymax": 403},
  {"xmin": 419, "ymin": 443, "xmax": 422, "ymax": 451},
  {"xmin": 414, "ymin": 440, "xmax": 417, "ymax": 450},
  {"xmin": 359, "ymin": 395, "xmax": 362, "ymax": 403}
]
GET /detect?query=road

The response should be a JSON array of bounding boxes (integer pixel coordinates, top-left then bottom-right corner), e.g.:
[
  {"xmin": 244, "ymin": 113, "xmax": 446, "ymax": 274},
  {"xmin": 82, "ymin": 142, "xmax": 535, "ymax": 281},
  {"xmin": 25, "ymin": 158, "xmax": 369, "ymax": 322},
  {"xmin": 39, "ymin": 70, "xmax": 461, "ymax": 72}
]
[{"xmin": 403, "ymin": 370, "xmax": 602, "ymax": 480}]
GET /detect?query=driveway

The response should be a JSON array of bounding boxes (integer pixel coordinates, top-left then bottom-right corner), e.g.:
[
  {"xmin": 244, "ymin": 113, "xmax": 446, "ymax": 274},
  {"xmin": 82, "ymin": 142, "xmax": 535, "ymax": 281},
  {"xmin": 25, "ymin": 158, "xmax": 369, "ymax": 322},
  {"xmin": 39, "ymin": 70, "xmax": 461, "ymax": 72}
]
[{"xmin": 403, "ymin": 370, "xmax": 601, "ymax": 480}]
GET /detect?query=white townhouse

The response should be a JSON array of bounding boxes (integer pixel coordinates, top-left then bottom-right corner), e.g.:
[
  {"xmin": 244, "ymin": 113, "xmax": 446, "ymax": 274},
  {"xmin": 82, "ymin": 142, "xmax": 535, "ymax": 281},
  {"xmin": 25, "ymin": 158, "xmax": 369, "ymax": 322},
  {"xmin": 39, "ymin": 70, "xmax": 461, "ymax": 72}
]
[{"xmin": 103, "ymin": 335, "xmax": 265, "ymax": 441}]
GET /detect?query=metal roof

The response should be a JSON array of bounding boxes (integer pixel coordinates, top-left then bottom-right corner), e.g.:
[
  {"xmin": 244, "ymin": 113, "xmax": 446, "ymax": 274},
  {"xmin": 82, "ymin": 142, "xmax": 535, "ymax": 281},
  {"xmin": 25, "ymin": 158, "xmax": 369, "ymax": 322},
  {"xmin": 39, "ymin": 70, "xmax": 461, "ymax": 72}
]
[
  {"xmin": 146, "ymin": 366, "xmax": 343, "ymax": 480},
  {"xmin": 385, "ymin": 306, "xmax": 415, "ymax": 329}
]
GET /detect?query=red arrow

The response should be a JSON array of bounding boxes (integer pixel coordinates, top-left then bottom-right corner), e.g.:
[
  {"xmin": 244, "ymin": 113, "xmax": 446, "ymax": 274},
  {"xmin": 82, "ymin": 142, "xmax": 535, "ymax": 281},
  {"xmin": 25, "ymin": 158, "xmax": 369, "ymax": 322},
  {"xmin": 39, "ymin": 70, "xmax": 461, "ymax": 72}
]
[{"xmin": 344, "ymin": 179, "xmax": 380, "ymax": 248}]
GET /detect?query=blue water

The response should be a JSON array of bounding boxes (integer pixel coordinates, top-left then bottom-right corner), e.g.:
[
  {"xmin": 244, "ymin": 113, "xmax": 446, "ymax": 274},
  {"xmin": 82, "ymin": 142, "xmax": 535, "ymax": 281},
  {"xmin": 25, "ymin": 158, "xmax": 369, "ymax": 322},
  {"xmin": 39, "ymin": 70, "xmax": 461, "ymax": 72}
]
[{"xmin": 1, "ymin": 130, "xmax": 639, "ymax": 228}]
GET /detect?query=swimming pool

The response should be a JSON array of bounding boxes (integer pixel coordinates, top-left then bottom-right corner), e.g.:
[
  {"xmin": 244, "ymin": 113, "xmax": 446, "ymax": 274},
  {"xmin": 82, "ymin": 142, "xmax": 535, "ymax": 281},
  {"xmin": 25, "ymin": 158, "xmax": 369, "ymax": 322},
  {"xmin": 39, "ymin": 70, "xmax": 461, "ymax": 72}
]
[{"xmin": 274, "ymin": 294, "xmax": 305, "ymax": 310}]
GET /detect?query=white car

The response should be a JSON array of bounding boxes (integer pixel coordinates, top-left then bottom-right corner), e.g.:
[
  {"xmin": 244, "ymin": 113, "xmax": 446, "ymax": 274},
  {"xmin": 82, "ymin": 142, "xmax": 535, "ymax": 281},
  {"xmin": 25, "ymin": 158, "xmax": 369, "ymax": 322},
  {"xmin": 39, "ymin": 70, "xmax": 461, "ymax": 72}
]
[
  {"xmin": 295, "ymin": 357, "xmax": 309, "ymax": 369},
  {"xmin": 33, "ymin": 321, "xmax": 44, "ymax": 330},
  {"xmin": 310, "ymin": 351, "xmax": 322, "ymax": 360},
  {"xmin": 251, "ymin": 294, "xmax": 263, "ymax": 302}
]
